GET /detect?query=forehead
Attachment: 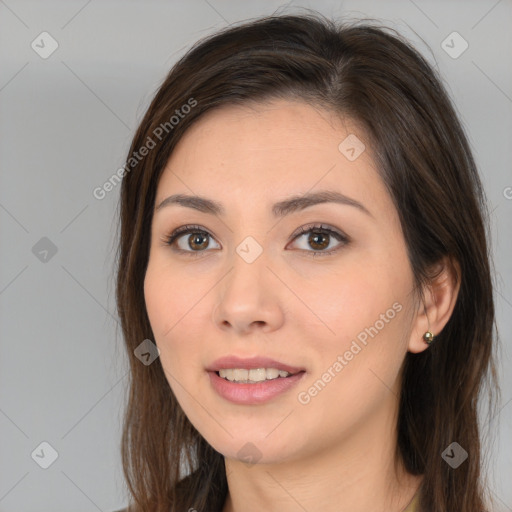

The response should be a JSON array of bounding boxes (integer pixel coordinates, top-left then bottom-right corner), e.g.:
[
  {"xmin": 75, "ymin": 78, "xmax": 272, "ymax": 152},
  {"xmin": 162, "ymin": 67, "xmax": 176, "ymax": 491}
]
[
  {"xmin": 156, "ymin": 99, "xmax": 390, "ymax": 215},
  {"xmin": 170, "ymin": 99, "xmax": 365, "ymax": 160}
]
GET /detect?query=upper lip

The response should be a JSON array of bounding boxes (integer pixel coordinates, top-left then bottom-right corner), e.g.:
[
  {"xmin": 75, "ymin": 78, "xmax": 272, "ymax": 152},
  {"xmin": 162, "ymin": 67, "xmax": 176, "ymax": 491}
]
[{"xmin": 207, "ymin": 356, "xmax": 305, "ymax": 375}]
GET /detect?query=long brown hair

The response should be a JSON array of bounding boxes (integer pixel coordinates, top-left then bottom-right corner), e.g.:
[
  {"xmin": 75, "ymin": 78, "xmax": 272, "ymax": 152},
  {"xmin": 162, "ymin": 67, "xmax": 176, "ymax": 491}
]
[{"xmin": 115, "ymin": 11, "xmax": 500, "ymax": 512}]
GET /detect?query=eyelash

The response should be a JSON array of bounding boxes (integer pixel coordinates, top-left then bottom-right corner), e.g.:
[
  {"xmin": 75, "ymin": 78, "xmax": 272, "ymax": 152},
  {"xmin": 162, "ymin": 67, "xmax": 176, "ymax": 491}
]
[{"xmin": 161, "ymin": 223, "xmax": 350, "ymax": 258}]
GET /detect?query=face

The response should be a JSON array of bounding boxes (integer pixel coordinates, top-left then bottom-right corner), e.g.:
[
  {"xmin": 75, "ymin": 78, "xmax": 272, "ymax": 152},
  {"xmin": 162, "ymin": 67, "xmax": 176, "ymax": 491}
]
[{"xmin": 144, "ymin": 99, "xmax": 420, "ymax": 465}]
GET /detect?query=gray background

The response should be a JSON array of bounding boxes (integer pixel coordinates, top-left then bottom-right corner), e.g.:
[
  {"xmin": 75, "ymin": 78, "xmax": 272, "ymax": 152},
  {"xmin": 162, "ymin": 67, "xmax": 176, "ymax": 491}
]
[{"xmin": 0, "ymin": 0, "xmax": 511, "ymax": 510}]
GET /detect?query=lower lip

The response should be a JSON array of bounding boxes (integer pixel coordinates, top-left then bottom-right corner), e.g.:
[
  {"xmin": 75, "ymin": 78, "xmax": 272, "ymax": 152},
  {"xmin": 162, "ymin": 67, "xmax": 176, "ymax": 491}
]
[{"xmin": 208, "ymin": 371, "xmax": 306, "ymax": 405}]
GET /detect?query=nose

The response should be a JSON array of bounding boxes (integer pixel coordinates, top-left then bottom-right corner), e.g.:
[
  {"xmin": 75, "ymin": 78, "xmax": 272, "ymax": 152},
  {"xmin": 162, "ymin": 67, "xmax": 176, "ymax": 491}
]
[{"xmin": 212, "ymin": 250, "xmax": 285, "ymax": 336}]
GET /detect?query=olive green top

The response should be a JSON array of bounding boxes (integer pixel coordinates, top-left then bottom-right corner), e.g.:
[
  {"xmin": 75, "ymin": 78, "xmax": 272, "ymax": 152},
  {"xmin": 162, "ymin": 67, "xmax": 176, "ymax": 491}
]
[
  {"xmin": 114, "ymin": 487, "xmax": 421, "ymax": 511},
  {"xmin": 403, "ymin": 489, "xmax": 420, "ymax": 512}
]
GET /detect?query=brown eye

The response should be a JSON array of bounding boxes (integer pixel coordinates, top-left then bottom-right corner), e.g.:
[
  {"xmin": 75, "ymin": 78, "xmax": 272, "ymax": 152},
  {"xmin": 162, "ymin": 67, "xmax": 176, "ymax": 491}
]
[
  {"xmin": 163, "ymin": 225, "xmax": 221, "ymax": 256},
  {"xmin": 163, "ymin": 223, "xmax": 349, "ymax": 258},
  {"xmin": 289, "ymin": 224, "xmax": 349, "ymax": 256}
]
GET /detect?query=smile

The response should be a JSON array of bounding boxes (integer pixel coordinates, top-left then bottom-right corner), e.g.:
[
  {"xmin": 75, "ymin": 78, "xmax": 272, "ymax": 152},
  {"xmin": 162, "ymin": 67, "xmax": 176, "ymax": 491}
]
[{"xmin": 218, "ymin": 367, "xmax": 293, "ymax": 383}]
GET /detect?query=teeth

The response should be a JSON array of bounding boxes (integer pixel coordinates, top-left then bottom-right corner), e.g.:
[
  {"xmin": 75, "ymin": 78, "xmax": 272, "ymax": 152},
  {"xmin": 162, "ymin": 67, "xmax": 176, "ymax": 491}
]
[{"xmin": 218, "ymin": 368, "xmax": 292, "ymax": 383}]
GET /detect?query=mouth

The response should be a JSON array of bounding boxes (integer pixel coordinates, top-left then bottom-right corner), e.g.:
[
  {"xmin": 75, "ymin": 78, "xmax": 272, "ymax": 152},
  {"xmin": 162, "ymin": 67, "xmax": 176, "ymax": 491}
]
[
  {"xmin": 206, "ymin": 355, "xmax": 306, "ymax": 404},
  {"xmin": 207, "ymin": 355, "xmax": 305, "ymax": 379}
]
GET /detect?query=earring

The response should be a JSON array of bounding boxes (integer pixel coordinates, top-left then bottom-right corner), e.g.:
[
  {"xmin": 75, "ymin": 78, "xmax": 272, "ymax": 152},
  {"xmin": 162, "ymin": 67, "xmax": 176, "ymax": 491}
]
[{"xmin": 423, "ymin": 331, "xmax": 435, "ymax": 344}]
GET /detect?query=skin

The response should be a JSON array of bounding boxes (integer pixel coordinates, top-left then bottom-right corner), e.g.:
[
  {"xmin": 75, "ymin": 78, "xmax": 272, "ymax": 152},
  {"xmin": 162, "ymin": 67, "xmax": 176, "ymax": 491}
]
[{"xmin": 144, "ymin": 99, "xmax": 460, "ymax": 512}]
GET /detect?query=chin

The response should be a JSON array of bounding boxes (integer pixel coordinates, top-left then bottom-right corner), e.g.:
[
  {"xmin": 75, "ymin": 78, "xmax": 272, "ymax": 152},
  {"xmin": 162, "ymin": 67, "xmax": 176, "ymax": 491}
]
[{"xmin": 204, "ymin": 431, "xmax": 305, "ymax": 467}]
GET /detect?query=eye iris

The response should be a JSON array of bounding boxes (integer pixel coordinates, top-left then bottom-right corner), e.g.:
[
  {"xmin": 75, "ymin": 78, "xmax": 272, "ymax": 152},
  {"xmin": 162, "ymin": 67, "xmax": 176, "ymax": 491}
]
[
  {"xmin": 189, "ymin": 232, "xmax": 209, "ymax": 250},
  {"xmin": 309, "ymin": 232, "xmax": 329, "ymax": 250}
]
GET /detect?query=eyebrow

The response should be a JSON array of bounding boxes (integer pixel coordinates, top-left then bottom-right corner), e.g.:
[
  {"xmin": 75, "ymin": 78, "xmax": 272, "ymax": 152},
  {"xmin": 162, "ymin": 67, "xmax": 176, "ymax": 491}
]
[{"xmin": 155, "ymin": 190, "xmax": 373, "ymax": 218}]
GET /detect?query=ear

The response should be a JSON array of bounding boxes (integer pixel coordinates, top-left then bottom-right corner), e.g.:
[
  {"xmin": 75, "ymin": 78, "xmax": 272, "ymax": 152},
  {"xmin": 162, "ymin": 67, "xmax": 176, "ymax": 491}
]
[{"xmin": 408, "ymin": 255, "xmax": 461, "ymax": 354}]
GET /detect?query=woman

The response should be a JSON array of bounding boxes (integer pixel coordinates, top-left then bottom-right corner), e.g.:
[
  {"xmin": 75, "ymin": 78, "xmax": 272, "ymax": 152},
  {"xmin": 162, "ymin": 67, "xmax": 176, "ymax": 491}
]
[{"xmin": 114, "ymin": 12, "xmax": 499, "ymax": 512}]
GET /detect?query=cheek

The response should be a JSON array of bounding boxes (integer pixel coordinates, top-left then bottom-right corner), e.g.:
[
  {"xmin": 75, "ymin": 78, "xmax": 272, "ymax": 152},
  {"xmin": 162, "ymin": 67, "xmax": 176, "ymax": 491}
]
[
  {"xmin": 144, "ymin": 258, "xmax": 205, "ymax": 338},
  {"xmin": 304, "ymin": 259, "xmax": 404, "ymax": 341},
  {"xmin": 143, "ymin": 260, "xmax": 211, "ymax": 379},
  {"xmin": 144, "ymin": 266, "xmax": 171, "ymax": 340},
  {"xmin": 299, "ymin": 257, "xmax": 411, "ymax": 396},
  {"xmin": 298, "ymin": 306, "xmax": 409, "ymax": 436}
]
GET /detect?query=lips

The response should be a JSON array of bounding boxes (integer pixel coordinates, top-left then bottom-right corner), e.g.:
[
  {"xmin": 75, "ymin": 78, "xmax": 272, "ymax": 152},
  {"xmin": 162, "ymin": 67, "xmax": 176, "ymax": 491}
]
[
  {"xmin": 206, "ymin": 355, "xmax": 305, "ymax": 375},
  {"xmin": 208, "ymin": 370, "xmax": 305, "ymax": 404}
]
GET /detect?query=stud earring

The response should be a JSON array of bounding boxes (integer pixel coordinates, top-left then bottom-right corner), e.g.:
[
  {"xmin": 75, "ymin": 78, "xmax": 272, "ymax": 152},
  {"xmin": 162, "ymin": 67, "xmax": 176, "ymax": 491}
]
[{"xmin": 423, "ymin": 331, "xmax": 435, "ymax": 344}]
